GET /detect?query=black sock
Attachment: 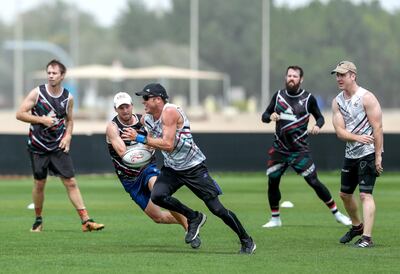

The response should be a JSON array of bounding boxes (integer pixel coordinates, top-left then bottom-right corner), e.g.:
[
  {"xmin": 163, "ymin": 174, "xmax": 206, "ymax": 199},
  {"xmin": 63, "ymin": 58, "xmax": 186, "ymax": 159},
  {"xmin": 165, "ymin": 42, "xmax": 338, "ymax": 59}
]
[{"xmin": 362, "ymin": 235, "xmax": 371, "ymax": 241}]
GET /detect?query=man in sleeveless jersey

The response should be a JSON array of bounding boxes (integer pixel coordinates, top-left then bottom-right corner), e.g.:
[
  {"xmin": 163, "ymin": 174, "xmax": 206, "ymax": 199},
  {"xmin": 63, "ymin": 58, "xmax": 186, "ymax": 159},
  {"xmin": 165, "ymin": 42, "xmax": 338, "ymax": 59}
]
[
  {"xmin": 331, "ymin": 61, "xmax": 383, "ymax": 248},
  {"xmin": 106, "ymin": 92, "xmax": 200, "ymax": 249},
  {"xmin": 122, "ymin": 83, "xmax": 255, "ymax": 254},
  {"xmin": 16, "ymin": 59, "xmax": 104, "ymax": 233},
  {"xmin": 261, "ymin": 65, "xmax": 351, "ymax": 228}
]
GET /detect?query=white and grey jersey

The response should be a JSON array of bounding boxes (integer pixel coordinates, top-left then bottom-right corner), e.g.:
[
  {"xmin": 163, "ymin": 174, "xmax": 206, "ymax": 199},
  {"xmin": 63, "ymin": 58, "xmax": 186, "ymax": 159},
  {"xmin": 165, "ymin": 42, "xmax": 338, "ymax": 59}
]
[
  {"xmin": 335, "ymin": 87, "xmax": 375, "ymax": 159},
  {"xmin": 143, "ymin": 103, "xmax": 206, "ymax": 170}
]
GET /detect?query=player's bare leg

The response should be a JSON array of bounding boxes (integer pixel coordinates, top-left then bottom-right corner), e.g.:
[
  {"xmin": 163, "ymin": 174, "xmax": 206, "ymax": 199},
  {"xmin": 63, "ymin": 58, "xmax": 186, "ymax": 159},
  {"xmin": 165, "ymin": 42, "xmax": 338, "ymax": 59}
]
[
  {"xmin": 61, "ymin": 177, "xmax": 86, "ymax": 210},
  {"xmin": 339, "ymin": 192, "xmax": 362, "ymax": 225},
  {"xmin": 61, "ymin": 177, "xmax": 104, "ymax": 232},
  {"xmin": 32, "ymin": 179, "xmax": 46, "ymax": 214},
  {"xmin": 30, "ymin": 179, "xmax": 46, "ymax": 232},
  {"xmin": 144, "ymin": 200, "xmax": 182, "ymax": 224},
  {"xmin": 338, "ymin": 192, "xmax": 364, "ymax": 244},
  {"xmin": 360, "ymin": 193, "xmax": 375, "ymax": 237}
]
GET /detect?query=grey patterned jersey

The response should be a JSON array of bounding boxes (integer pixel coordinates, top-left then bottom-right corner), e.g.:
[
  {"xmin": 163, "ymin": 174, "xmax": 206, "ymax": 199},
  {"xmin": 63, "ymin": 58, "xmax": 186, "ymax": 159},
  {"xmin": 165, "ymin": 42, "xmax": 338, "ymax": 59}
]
[
  {"xmin": 335, "ymin": 87, "xmax": 375, "ymax": 159},
  {"xmin": 143, "ymin": 103, "xmax": 206, "ymax": 170}
]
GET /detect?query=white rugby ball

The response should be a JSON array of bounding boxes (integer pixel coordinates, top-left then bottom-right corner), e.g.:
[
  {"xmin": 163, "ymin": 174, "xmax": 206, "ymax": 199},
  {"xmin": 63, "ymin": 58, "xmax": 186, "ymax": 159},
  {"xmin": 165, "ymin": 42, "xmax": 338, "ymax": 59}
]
[{"xmin": 122, "ymin": 145, "xmax": 153, "ymax": 168}]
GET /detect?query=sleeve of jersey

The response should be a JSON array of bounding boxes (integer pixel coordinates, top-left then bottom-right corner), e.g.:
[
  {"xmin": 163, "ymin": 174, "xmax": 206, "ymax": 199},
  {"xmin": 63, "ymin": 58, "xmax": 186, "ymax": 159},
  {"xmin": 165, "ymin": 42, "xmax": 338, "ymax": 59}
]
[
  {"xmin": 308, "ymin": 95, "xmax": 325, "ymax": 128},
  {"xmin": 261, "ymin": 92, "xmax": 278, "ymax": 123}
]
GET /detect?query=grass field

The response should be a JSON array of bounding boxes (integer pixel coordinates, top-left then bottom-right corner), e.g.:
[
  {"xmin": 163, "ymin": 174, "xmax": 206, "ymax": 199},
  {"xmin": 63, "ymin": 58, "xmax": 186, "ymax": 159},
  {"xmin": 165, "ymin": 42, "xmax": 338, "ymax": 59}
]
[{"xmin": 1, "ymin": 172, "xmax": 399, "ymax": 273}]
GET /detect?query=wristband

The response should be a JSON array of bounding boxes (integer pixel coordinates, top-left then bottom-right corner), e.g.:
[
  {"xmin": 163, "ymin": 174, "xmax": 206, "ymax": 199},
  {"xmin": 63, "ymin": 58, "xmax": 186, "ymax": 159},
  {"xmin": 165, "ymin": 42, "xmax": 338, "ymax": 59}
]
[{"xmin": 135, "ymin": 134, "xmax": 147, "ymax": 144}]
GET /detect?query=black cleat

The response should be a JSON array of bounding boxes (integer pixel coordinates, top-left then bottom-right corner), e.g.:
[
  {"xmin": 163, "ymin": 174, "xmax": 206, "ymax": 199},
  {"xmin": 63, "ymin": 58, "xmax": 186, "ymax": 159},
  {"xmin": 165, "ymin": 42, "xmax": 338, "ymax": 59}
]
[
  {"xmin": 190, "ymin": 235, "xmax": 201, "ymax": 249},
  {"xmin": 239, "ymin": 237, "xmax": 256, "ymax": 255},
  {"xmin": 185, "ymin": 212, "xmax": 207, "ymax": 244},
  {"xmin": 30, "ymin": 216, "xmax": 43, "ymax": 232},
  {"xmin": 339, "ymin": 224, "xmax": 363, "ymax": 244},
  {"xmin": 354, "ymin": 236, "xmax": 374, "ymax": 248}
]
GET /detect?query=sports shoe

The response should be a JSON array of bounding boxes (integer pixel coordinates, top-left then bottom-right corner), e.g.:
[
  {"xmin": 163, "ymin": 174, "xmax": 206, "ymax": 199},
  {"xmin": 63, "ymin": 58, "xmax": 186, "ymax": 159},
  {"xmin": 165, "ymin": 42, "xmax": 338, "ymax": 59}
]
[
  {"xmin": 354, "ymin": 236, "xmax": 374, "ymax": 248},
  {"xmin": 82, "ymin": 219, "xmax": 105, "ymax": 232},
  {"xmin": 262, "ymin": 217, "xmax": 282, "ymax": 228},
  {"xmin": 190, "ymin": 235, "xmax": 201, "ymax": 249},
  {"xmin": 239, "ymin": 237, "xmax": 256, "ymax": 255},
  {"xmin": 335, "ymin": 212, "xmax": 352, "ymax": 226},
  {"xmin": 185, "ymin": 212, "xmax": 207, "ymax": 243},
  {"xmin": 339, "ymin": 224, "xmax": 363, "ymax": 244},
  {"xmin": 30, "ymin": 216, "xmax": 43, "ymax": 232}
]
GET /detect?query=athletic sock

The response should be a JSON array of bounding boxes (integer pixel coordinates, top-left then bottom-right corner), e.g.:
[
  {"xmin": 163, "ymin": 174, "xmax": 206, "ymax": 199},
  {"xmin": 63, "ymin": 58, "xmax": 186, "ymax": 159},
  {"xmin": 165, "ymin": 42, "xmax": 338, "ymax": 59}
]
[
  {"xmin": 353, "ymin": 223, "xmax": 364, "ymax": 231},
  {"xmin": 361, "ymin": 235, "xmax": 371, "ymax": 241},
  {"xmin": 77, "ymin": 208, "xmax": 89, "ymax": 222},
  {"xmin": 326, "ymin": 199, "xmax": 338, "ymax": 214},
  {"xmin": 271, "ymin": 208, "xmax": 280, "ymax": 218}
]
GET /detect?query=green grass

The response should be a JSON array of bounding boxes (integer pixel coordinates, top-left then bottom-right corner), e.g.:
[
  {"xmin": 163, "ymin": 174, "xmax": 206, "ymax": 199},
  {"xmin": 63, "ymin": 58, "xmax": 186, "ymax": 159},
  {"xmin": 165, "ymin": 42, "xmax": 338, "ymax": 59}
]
[{"xmin": 1, "ymin": 172, "xmax": 399, "ymax": 273}]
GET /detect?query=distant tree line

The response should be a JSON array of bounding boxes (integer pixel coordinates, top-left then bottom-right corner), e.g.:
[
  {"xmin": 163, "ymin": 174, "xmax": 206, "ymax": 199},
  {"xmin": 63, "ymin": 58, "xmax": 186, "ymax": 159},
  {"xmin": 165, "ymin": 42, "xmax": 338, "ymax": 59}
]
[{"xmin": 1, "ymin": 0, "xmax": 399, "ymax": 109}]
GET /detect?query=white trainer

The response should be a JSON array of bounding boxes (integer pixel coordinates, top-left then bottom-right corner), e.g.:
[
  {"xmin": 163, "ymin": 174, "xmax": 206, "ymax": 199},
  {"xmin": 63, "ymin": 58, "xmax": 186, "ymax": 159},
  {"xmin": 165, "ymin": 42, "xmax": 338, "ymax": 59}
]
[
  {"xmin": 262, "ymin": 217, "xmax": 282, "ymax": 228},
  {"xmin": 335, "ymin": 212, "xmax": 352, "ymax": 226}
]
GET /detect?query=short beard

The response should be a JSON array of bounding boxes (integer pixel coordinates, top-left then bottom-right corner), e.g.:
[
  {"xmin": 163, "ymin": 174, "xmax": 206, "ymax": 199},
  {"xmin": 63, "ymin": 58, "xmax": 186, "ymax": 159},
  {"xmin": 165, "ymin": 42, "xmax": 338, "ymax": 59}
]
[{"xmin": 286, "ymin": 82, "xmax": 301, "ymax": 94}]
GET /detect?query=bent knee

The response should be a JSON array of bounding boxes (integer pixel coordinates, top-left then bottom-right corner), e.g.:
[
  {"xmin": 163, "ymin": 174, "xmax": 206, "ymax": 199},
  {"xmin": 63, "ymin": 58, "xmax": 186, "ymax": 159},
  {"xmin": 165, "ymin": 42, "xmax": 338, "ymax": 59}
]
[
  {"xmin": 150, "ymin": 192, "xmax": 165, "ymax": 205},
  {"xmin": 150, "ymin": 216, "xmax": 164, "ymax": 224},
  {"xmin": 209, "ymin": 207, "xmax": 225, "ymax": 217}
]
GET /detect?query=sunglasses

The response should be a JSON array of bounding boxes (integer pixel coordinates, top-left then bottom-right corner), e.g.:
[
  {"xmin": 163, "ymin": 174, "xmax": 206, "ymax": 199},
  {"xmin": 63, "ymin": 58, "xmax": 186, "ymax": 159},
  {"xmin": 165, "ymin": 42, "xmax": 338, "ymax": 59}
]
[{"xmin": 142, "ymin": 95, "xmax": 156, "ymax": 101}]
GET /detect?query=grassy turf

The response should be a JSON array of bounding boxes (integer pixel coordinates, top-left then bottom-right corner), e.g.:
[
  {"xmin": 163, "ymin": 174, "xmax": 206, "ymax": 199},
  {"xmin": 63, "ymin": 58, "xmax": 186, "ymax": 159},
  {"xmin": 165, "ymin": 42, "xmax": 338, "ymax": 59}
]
[{"xmin": 0, "ymin": 172, "xmax": 399, "ymax": 273}]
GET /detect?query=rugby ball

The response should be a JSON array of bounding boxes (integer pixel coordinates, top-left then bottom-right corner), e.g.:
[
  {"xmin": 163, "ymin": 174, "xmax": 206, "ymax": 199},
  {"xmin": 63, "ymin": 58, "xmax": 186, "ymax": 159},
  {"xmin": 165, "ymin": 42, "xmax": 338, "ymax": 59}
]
[{"xmin": 122, "ymin": 145, "xmax": 153, "ymax": 168}]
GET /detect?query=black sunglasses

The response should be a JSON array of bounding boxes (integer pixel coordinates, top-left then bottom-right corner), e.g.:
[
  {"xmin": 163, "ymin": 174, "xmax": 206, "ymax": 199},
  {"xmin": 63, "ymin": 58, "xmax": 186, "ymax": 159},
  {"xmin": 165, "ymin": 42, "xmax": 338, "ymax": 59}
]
[{"xmin": 142, "ymin": 95, "xmax": 156, "ymax": 101}]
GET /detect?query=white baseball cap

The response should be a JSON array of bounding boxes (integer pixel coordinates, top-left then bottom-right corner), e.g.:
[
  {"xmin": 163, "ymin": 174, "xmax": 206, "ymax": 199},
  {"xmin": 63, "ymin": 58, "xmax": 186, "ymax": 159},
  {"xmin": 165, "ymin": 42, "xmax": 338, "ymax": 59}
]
[{"xmin": 114, "ymin": 92, "xmax": 132, "ymax": 108}]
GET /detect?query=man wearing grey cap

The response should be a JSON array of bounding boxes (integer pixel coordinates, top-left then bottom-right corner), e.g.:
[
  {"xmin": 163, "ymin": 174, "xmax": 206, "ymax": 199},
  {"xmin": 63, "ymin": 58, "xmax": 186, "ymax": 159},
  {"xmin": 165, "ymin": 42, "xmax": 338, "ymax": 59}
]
[
  {"xmin": 122, "ymin": 83, "xmax": 256, "ymax": 254},
  {"xmin": 331, "ymin": 60, "xmax": 383, "ymax": 248}
]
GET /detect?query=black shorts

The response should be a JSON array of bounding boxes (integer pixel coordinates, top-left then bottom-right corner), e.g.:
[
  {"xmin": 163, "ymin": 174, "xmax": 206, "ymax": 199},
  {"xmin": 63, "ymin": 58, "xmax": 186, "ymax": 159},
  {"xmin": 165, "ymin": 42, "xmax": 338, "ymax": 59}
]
[
  {"xmin": 341, "ymin": 153, "xmax": 378, "ymax": 194},
  {"xmin": 29, "ymin": 150, "xmax": 75, "ymax": 180},
  {"xmin": 155, "ymin": 162, "xmax": 222, "ymax": 201}
]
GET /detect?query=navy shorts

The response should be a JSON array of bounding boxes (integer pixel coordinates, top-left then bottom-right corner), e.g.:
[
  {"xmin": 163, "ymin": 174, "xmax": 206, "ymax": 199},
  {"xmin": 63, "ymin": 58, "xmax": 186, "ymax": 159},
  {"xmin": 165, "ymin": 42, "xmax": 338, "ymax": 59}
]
[
  {"xmin": 29, "ymin": 149, "xmax": 75, "ymax": 180},
  {"xmin": 119, "ymin": 164, "xmax": 160, "ymax": 210},
  {"xmin": 266, "ymin": 147, "xmax": 316, "ymax": 178},
  {"xmin": 341, "ymin": 153, "xmax": 378, "ymax": 194}
]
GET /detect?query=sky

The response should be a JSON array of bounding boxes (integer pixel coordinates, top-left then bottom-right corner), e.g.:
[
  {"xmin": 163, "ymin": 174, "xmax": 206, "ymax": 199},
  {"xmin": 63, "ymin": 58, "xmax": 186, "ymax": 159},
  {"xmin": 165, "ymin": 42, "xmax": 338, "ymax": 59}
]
[
  {"xmin": 0, "ymin": 0, "xmax": 399, "ymax": 27},
  {"xmin": 0, "ymin": 0, "xmax": 171, "ymax": 27}
]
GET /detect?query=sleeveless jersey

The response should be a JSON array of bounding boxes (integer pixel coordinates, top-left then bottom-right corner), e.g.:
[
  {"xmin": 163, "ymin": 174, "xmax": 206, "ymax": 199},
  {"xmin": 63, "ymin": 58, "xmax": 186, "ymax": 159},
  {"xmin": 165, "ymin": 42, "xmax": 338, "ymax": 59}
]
[
  {"xmin": 335, "ymin": 87, "xmax": 375, "ymax": 159},
  {"xmin": 272, "ymin": 89, "xmax": 313, "ymax": 152},
  {"xmin": 106, "ymin": 114, "xmax": 155, "ymax": 181},
  {"xmin": 143, "ymin": 103, "xmax": 206, "ymax": 170},
  {"xmin": 28, "ymin": 84, "xmax": 70, "ymax": 153}
]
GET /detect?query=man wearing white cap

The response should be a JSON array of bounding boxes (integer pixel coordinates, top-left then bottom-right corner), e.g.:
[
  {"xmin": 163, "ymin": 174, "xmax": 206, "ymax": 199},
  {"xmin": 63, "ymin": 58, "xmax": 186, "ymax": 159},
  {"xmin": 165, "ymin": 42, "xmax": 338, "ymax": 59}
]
[
  {"xmin": 122, "ymin": 83, "xmax": 256, "ymax": 255},
  {"xmin": 331, "ymin": 60, "xmax": 383, "ymax": 248},
  {"xmin": 106, "ymin": 92, "xmax": 200, "ymax": 249}
]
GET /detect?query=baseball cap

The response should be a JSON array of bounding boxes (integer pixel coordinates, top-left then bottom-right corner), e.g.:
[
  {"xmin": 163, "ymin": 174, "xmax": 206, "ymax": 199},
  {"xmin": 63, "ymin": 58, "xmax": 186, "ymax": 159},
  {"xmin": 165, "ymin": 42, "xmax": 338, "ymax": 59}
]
[
  {"xmin": 331, "ymin": 61, "xmax": 357, "ymax": 74},
  {"xmin": 114, "ymin": 92, "xmax": 132, "ymax": 108},
  {"xmin": 135, "ymin": 83, "xmax": 169, "ymax": 99}
]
